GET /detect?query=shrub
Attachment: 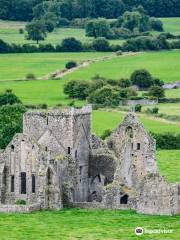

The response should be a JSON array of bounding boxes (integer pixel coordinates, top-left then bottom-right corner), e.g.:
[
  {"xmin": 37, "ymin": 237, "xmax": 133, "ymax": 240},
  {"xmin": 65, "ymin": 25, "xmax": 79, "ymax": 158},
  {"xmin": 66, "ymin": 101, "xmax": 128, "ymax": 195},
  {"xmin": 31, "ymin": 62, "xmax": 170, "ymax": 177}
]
[
  {"xmin": 146, "ymin": 107, "xmax": 159, "ymax": 114},
  {"xmin": 118, "ymin": 78, "xmax": 132, "ymax": 88},
  {"xmin": 0, "ymin": 90, "xmax": 22, "ymax": 106},
  {"xmin": 101, "ymin": 129, "xmax": 112, "ymax": 140},
  {"xmin": 92, "ymin": 38, "xmax": 110, "ymax": 52},
  {"xmin": 65, "ymin": 61, "xmax": 77, "ymax": 69},
  {"xmin": 148, "ymin": 85, "xmax": 165, "ymax": 99},
  {"xmin": 19, "ymin": 28, "xmax": 24, "ymax": 34},
  {"xmin": 0, "ymin": 39, "xmax": 10, "ymax": 53},
  {"xmin": 61, "ymin": 38, "xmax": 82, "ymax": 52},
  {"xmin": 151, "ymin": 133, "xmax": 180, "ymax": 149},
  {"xmin": 39, "ymin": 44, "xmax": 55, "ymax": 52},
  {"xmin": 16, "ymin": 199, "xmax": 26, "ymax": 205},
  {"xmin": 119, "ymin": 87, "xmax": 137, "ymax": 99},
  {"xmin": 130, "ymin": 69, "xmax": 153, "ymax": 89},
  {"xmin": 135, "ymin": 104, "xmax": 142, "ymax": 112},
  {"xmin": 150, "ymin": 18, "xmax": 164, "ymax": 32},
  {"xmin": 88, "ymin": 86, "xmax": 120, "ymax": 106},
  {"xmin": 26, "ymin": 73, "xmax": 36, "ymax": 80}
]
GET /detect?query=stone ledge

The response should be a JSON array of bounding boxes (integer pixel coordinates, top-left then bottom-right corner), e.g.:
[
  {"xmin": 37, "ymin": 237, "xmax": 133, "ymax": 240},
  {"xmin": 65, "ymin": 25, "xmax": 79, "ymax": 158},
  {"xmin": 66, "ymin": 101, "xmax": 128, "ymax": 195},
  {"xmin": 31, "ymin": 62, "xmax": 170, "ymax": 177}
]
[{"xmin": 0, "ymin": 204, "xmax": 41, "ymax": 213}]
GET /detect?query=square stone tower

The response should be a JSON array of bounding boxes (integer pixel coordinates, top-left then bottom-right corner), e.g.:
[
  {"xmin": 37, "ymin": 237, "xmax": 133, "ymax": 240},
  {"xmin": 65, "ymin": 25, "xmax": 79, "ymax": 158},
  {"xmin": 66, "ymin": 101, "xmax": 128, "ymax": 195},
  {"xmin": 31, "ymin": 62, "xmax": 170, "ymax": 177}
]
[{"xmin": 23, "ymin": 105, "xmax": 92, "ymax": 202}]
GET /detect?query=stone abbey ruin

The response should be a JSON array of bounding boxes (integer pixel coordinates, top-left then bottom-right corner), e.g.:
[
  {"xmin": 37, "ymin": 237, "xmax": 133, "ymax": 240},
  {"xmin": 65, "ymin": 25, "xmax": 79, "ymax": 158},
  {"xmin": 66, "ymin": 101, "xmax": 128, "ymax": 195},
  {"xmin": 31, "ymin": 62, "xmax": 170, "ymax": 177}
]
[{"xmin": 0, "ymin": 105, "xmax": 179, "ymax": 215}]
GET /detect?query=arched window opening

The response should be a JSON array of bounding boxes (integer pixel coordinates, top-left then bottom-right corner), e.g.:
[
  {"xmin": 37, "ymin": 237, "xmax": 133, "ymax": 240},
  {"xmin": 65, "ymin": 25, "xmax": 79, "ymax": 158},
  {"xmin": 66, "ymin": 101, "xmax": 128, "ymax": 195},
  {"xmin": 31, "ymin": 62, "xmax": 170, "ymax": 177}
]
[
  {"xmin": 120, "ymin": 194, "xmax": 129, "ymax": 204},
  {"xmin": 126, "ymin": 126, "xmax": 133, "ymax": 138},
  {"xmin": 21, "ymin": 172, "xmax": 26, "ymax": 194},
  {"xmin": 11, "ymin": 145, "xmax": 14, "ymax": 151}
]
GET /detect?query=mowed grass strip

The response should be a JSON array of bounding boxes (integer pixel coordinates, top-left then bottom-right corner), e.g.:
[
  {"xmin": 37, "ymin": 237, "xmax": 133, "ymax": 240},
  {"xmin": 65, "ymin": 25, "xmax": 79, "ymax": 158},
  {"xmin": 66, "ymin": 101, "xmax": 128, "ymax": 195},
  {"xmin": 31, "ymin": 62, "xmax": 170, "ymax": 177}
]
[
  {"xmin": 63, "ymin": 50, "xmax": 180, "ymax": 83},
  {"xmin": 92, "ymin": 110, "xmax": 180, "ymax": 136},
  {"xmin": 0, "ymin": 208, "xmax": 179, "ymax": 240},
  {"xmin": 0, "ymin": 52, "xmax": 111, "ymax": 81},
  {"xmin": 157, "ymin": 150, "xmax": 180, "ymax": 183}
]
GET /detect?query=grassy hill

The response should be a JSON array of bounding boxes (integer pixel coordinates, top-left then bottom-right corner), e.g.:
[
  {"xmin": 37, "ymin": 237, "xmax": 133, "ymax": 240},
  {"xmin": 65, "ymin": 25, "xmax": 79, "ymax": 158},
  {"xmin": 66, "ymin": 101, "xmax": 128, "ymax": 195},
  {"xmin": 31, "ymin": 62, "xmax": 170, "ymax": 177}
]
[
  {"xmin": 62, "ymin": 50, "xmax": 180, "ymax": 83},
  {"xmin": 161, "ymin": 17, "xmax": 180, "ymax": 35},
  {"xmin": 0, "ymin": 52, "xmax": 111, "ymax": 81}
]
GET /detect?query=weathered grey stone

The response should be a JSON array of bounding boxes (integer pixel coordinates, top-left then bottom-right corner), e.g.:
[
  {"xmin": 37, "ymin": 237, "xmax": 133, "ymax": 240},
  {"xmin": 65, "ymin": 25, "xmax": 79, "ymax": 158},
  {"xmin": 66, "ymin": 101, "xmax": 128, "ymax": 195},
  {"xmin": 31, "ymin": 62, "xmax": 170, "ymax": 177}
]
[{"xmin": 0, "ymin": 107, "xmax": 179, "ymax": 215}]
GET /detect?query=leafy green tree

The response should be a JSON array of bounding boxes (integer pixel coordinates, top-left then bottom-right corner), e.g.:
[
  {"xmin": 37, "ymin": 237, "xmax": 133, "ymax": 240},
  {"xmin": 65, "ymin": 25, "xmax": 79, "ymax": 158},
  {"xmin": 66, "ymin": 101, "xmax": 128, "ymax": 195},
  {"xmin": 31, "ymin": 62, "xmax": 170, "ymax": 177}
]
[
  {"xmin": 148, "ymin": 85, "xmax": 165, "ymax": 99},
  {"xmin": 88, "ymin": 86, "xmax": 120, "ymax": 106},
  {"xmin": 118, "ymin": 78, "xmax": 132, "ymax": 88},
  {"xmin": 130, "ymin": 69, "xmax": 153, "ymax": 89},
  {"xmin": 0, "ymin": 104, "xmax": 26, "ymax": 149},
  {"xmin": 150, "ymin": 17, "xmax": 164, "ymax": 32},
  {"xmin": 25, "ymin": 20, "xmax": 47, "ymax": 44},
  {"xmin": 86, "ymin": 19, "xmax": 112, "ymax": 38}
]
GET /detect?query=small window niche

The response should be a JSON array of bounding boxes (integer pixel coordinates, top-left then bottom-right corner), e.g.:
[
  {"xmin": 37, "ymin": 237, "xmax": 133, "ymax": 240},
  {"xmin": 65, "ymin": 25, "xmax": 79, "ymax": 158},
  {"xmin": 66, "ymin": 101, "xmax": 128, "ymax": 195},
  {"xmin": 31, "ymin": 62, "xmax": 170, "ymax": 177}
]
[
  {"xmin": 137, "ymin": 143, "xmax": 141, "ymax": 150},
  {"xmin": 75, "ymin": 150, "xmax": 78, "ymax": 159},
  {"xmin": 11, "ymin": 145, "xmax": 15, "ymax": 152},
  {"xmin": 126, "ymin": 126, "xmax": 133, "ymax": 138},
  {"xmin": 68, "ymin": 147, "xmax": 71, "ymax": 154},
  {"xmin": 47, "ymin": 117, "xmax": 49, "ymax": 126},
  {"xmin": 45, "ymin": 146, "xmax": 48, "ymax": 152},
  {"xmin": 120, "ymin": 194, "xmax": 129, "ymax": 204}
]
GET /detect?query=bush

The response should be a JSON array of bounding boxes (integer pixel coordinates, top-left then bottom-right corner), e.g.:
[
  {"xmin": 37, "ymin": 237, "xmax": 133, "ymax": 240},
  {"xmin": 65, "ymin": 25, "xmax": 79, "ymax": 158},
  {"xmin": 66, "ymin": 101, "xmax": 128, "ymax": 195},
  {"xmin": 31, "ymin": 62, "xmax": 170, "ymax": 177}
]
[
  {"xmin": 146, "ymin": 107, "xmax": 159, "ymax": 114},
  {"xmin": 0, "ymin": 90, "xmax": 22, "ymax": 106},
  {"xmin": 88, "ymin": 86, "xmax": 120, "ymax": 106},
  {"xmin": 0, "ymin": 39, "xmax": 10, "ymax": 53},
  {"xmin": 119, "ymin": 87, "xmax": 137, "ymax": 99},
  {"xmin": 16, "ymin": 199, "xmax": 26, "ymax": 205},
  {"xmin": 61, "ymin": 38, "xmax": 82, "ymax": 52},
  {"xmin": 26, "ymin": 73, "xmax": 36, "ymax": 80},
  {"xmin": 118, "ymin": 78, "xmax": 132, "ymax": 88},
  {"xmin": 151, "ymin": 133, "xmax": 180, "ymax": 149},
  {"xmin": 135, "ymin": 104, "xmax": 142, "ymax": 112},
  {"xmin": 130, "ymin": 69, "xmax": 153, "ymax": 89},
  {"xmin": 19, "ymin": 28, "xmax": 24, "ymax": 34},
  {"xmin": 101, "ymin": 129, "xmax": 112, "ymax": 140},
  {"xmin": 148, "ymin": 85, "xmax": 165, "ymax": 99},
  {"xmin": 92, "ymin": 38, "xmax": 110, "ymax": 52},
  {"xmin": 65, "ymin": 61, "xmax": 77, "ymax": 69},
  {"xmin": 150, "ymin": 18, "xmax": 164, "ymax": 32},
  {"xmin": 39, "ymin": 44, "xmax": 55, "ymax": 52}
]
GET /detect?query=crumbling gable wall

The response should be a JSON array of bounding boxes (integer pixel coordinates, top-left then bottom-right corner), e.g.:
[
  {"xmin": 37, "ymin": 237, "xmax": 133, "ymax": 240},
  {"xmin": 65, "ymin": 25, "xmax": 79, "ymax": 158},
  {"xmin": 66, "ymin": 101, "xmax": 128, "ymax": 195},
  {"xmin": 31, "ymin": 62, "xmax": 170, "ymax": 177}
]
[{"xmin": 107, "ymin": 113, "xmax": 157, "ymax": 189}]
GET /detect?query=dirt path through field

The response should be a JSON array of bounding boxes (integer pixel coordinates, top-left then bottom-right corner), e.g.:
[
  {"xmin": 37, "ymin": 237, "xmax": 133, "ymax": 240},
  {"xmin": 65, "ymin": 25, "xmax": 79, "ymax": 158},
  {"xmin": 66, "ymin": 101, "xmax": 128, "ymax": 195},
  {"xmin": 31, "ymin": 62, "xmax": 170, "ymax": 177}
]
[{"xmin": 40, "ymin": 51, "xmax": 140, "ymax": 80}]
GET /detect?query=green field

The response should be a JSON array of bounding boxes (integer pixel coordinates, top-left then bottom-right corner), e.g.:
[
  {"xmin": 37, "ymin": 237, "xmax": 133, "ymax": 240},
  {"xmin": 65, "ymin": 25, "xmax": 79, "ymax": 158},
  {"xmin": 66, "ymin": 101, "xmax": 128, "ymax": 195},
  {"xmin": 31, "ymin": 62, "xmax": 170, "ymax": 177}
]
[
  {"xmin": 143, "ymin": 103, "xmax": 180, "ymax": 117},
  {"xmin": 161, "ymin": 17, "xmax": 180, "ymax": 35},
  {"xmin": 63, "ymin": 50, "xmax": 180, "ymax": 83},
  {"xmin": 0, "ymin": 52, "xmax": 111, "ymax": 81},
  {"xmin": 166, "ymin": 88, "xmax": 180, "ymax": 98},
  {"xmin": 92, "ymin": 110, "xmax": 180, "ymax": 136},
  {"xmin": 157, "ymin": 150, "xmax": 180, "ymax": 183},
  {"xmin": 0, "ymin": 207, "xmax": 179, "ymax": 240},
  {"xmin": 0, "ymin": 20, "xmax": 125, "ymax": 46}
]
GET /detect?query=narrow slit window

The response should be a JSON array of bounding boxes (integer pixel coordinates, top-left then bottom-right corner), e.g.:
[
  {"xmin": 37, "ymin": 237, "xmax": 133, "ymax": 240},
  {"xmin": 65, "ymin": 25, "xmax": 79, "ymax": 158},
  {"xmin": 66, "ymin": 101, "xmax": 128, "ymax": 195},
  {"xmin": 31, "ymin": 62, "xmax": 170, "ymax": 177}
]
[
  {"xmin": 21, "ymin": 172, "xmax": 26, "ymax": 194},
  {"xmin": 47, "ymin": 117, "xmax": 49, "ymax": 125},
  {"xmin": 68, "ymin": 147, "xmax": 71, "ymax": 154},
  {"xmin": 11, "ymin": 145, "xmax": 14, "ymax": 151},
  {"xmin": 11, "ymin": 175, "xmax": 15, "ymax": 192},
  {"xmin": 32, "ymin": 174, "xmax": 35, "ymax": 193},
  {"xmin": 137, "ymin": 143, "xmax": 141, "ymax": 150},
  {"xmin": 75, "ymin": 150, "xmax": 77, "ymax": 158},
  {"xmin": 45, "ymin": 146, "xmax": 48, "ymax": 151}
]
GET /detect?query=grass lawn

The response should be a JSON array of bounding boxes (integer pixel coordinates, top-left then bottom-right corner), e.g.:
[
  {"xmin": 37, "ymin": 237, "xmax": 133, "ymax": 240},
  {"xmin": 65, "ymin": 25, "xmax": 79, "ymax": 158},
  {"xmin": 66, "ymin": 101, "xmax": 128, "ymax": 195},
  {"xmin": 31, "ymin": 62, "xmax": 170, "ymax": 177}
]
[
  {"xmin": 0, "ymin": 208, "xmax": 179, "ymax": 240},
  {"xmin": 0, "ymin": 52, "xmax": 111, "ymax": 81},
  {"xmin": 157, "ymin": 150, "xmax": 180, "ymax": 183},
  {"xmin": 161, "ymin": 17, "xmax": 180, "ymax": 35},
  {"xmin": 92, "ymin": 109, "xmax": 180, "ymax": 136},
  {"xmin": 63, "ymin": 50, "xmax": 180, "ymax": 83},
  {"xmin": 166, "ymin": 88, "xmax": 180, "ymax": 98},
  {"xmin": 143, "ymin": 103, "xmax": 180, "ymax": 117}
]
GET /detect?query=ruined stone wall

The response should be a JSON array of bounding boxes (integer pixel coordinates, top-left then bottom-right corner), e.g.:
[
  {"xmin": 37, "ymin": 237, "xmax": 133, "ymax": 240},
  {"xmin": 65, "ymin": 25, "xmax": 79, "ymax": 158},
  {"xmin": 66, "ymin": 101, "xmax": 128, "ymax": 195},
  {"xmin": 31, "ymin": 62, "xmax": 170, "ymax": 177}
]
[
  {"xmin": 137, "ymin": 174, "xmax": 180, "ymax": 215},
  {"xmin": 107, "ymin": 113, "xmax": 157, "ymax": 189}
]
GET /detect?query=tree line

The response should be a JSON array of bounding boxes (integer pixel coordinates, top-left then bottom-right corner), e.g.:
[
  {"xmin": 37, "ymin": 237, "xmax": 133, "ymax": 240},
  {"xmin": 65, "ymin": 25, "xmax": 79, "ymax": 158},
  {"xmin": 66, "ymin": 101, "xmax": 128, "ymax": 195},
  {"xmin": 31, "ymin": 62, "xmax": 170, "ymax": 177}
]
[{"xmin": 0, "ymin": 0, "xmax": 180, "ymax": 22}]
